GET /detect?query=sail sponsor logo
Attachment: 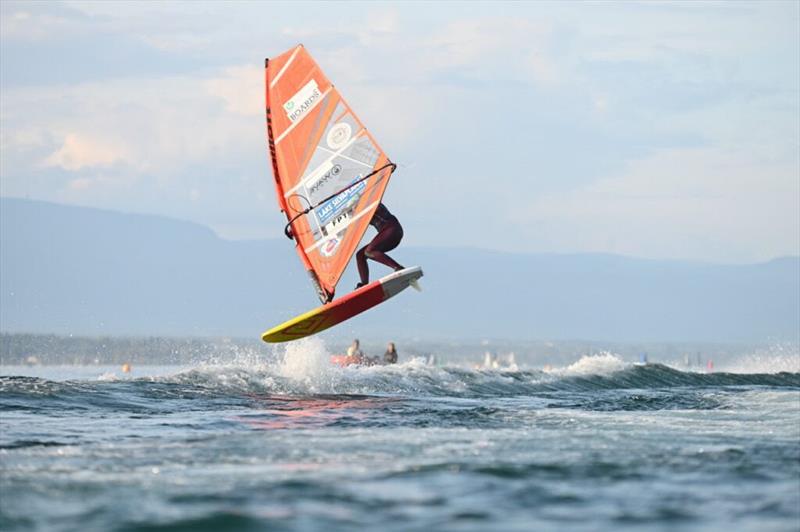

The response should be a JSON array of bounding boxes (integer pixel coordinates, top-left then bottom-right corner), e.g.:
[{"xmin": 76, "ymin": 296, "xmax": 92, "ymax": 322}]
[
  {"xmin": 320, "ymin": 236, "xmax": 341, "ymax": 257},
  {"xmin": 315, "ymin": 179, "xmax": 365, "ymax": 225},
  {"xmin": 326, "ymin": 122, "xmax": 352, "ymax": 150},
  {"xmin": 325, "ymin": 211, "xmax": 350, "ymax": 234},
  {"xmin": 283, "ymin": 79, "xmax": 321, "ymax": 123},
  {"xmin": 307, "ymin": 163, "xmax": 342, "ymax": 196},
  {"xmin": 320, "ymin": 211, "xmax": 350, "ymax": 255}
]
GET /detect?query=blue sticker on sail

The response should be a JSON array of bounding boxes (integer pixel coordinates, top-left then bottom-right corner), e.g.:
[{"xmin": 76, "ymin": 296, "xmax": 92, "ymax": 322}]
[{"xmin": 315, "ymin": 179, "xmax": 366, "ymax": 225}]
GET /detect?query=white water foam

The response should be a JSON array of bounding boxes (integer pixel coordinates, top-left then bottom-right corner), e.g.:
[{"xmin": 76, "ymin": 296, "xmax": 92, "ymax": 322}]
[
  {"xmin": 719, "ymin": 343, "xmax": 800, "ymax": 374},
  {"xmin": 276, "ymin": 336, "xmax": 339, "ymax": 393},
  {"xmin": 556, "ymin": 352, "xmax": 628, "ymax": 376}
]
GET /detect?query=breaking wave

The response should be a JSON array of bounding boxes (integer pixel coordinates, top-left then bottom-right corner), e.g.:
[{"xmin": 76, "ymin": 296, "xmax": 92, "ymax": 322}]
[{"xmin": 2, "ymin": 339, "xmax": 797, "ymax": 407}]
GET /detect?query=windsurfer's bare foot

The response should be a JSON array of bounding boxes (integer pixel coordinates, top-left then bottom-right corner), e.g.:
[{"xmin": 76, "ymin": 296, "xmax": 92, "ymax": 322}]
[{"xmin": 355, "ymin": 282, "xmax": 367, "ymax": 290}]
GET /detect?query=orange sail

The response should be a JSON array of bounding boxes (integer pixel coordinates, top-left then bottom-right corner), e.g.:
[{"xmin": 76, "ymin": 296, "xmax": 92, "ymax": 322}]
[{"xmin": 265, "ymin": 45, "xmax": 395, "ymax": 304}]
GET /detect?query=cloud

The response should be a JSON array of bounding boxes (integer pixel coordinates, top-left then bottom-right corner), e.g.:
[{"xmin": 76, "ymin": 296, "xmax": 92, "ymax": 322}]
[
  {"xmin": 510, "ymin": 146, "xmax": 800, "ymax": 261},
  {"xmin": 2, "ymin": 68, "xmax": 264, "ymax": 174},
  {"xmin": 44, "ymin": 133, "xmax": 131, "ymax": 171},
  {"xmin": 68, "ymin": 177, "xmax": 92, "ymax": 190},
  {"xmin": 425, "ymin": 17, "xmax": 558, "ymax": 86},
  {"xmin": 1, "ymin": 2, "xmax": 797, "ymax": 261},
  {"xmin": 0, "ymin": 1, "xmax": 90, "ymax": 42},
  {"xmin": 298, "ymin": 13, "xmax": 560, "ymax": 90},
  {"xmin": 205, "ymin": 65, "xmax": 263, "ymax": 117}
]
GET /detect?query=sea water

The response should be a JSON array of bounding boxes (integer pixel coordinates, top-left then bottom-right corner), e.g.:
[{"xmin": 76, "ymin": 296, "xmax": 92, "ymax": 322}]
[{"xmin": 1, "ymin": 339, "xmax": 798, "ymax": 531}]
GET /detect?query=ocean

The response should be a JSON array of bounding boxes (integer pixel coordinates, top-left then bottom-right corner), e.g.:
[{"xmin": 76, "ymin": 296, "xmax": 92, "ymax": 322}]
[{"xmin": 1, "ymin": 338, "xmax": 798, "ymax": 531}]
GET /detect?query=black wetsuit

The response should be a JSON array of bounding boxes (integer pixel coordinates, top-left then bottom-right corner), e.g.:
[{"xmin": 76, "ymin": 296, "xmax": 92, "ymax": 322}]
[
  {"xmin": 356, "ymin": 203, "xmax": 403, "ymax": 285},
  {"xmin": 384, "ymin": 349, "xmax": 398, "ymax": 364}
]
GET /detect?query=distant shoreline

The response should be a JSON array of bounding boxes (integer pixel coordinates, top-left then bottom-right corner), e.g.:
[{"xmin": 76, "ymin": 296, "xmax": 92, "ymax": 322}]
[{"xmin": 0, "ymin": 331, "xmax": 771, "ymax": 367}]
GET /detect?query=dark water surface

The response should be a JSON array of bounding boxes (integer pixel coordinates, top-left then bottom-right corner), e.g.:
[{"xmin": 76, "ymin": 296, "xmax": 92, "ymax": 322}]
[{"xmin": 1, "ymin": 350, "xmax": 799, "ymax": 531}]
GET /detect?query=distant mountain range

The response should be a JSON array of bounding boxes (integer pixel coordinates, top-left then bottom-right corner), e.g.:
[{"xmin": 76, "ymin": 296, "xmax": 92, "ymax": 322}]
[{"xmin": 1, "ymin": 197, "xmax": 798, "ymax": 343}]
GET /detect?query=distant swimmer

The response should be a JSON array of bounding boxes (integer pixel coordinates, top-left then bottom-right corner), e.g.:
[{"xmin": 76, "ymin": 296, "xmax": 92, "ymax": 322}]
[
  {"xmin": 355, "ymin": 203, "xmax": 404, "ymax": 290},
  {"xmin": 384, "ymin": 342, "xmax": 398, "ymax": 364}
]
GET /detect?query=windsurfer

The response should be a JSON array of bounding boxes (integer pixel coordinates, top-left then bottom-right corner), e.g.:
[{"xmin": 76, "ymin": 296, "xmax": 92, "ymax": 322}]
[{"xmin": 355, "ymin": 203, "xmax": 404, "ymax": 289}]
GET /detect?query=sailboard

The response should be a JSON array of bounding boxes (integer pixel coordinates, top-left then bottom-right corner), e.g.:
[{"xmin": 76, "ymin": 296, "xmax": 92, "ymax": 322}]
[
  {"xmin": 262, "ymin": 44, "xmax": 422, "ymax": 342},
  {"xmin": 262, "ymin": 266, "xmax": 422, "ymax": 343}
]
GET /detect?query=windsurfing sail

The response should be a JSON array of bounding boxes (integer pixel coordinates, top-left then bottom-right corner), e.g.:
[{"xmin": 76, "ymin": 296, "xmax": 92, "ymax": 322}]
[{"xmin": 265, "ymin": 44, "xmax": 396, "ymax": 304}]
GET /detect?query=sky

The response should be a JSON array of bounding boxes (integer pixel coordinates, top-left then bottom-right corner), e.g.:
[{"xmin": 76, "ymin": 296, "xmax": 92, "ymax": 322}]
[{"xmin": 1, "ymin": 0, "xmax": 798, "ymax": 263}]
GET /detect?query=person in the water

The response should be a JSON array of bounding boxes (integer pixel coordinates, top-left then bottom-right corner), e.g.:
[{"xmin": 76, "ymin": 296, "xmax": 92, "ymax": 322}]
[
  {"xmin": 355, "ymin": 203, "xmax": 404, "ymax": 289},
  {"xmin": 347, "ymin": 339, "xmax": 364, "ymax": 360},
  {"xmin": 383, "ymin": 342, "xmax": 398, "ymax": 365}
]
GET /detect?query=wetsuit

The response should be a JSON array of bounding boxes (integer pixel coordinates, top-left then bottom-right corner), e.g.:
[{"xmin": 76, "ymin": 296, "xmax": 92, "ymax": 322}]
[
  {"xmin": 384, "ymin": 349, "xmax": 398, "ymax": 364},
  {"xmin": 356, "ymin": 203, "xmax": 404, "ymax": 287}
]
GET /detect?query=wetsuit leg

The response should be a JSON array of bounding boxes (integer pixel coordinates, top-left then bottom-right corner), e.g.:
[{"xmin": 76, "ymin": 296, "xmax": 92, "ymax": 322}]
[
  {"xmin": 356, "ymin": 246, "xmax": 370, "ymax": 285},
  {"xmin": 357, "ymin": 222, "xmax": 404, "ymax": 284}
]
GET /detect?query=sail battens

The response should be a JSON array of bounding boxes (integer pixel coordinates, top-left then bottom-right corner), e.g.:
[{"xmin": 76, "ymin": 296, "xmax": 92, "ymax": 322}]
[
  {"xmin": 315, "ymin": 144, "xmax": 374, "ymax": 169},
  {"xmin": 282, "ymin": 130, "xmax": 365, "ymax": 198},
  {"xmin": 269, "ymin": 45, "xmax": 301, "ymax": 89}
]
